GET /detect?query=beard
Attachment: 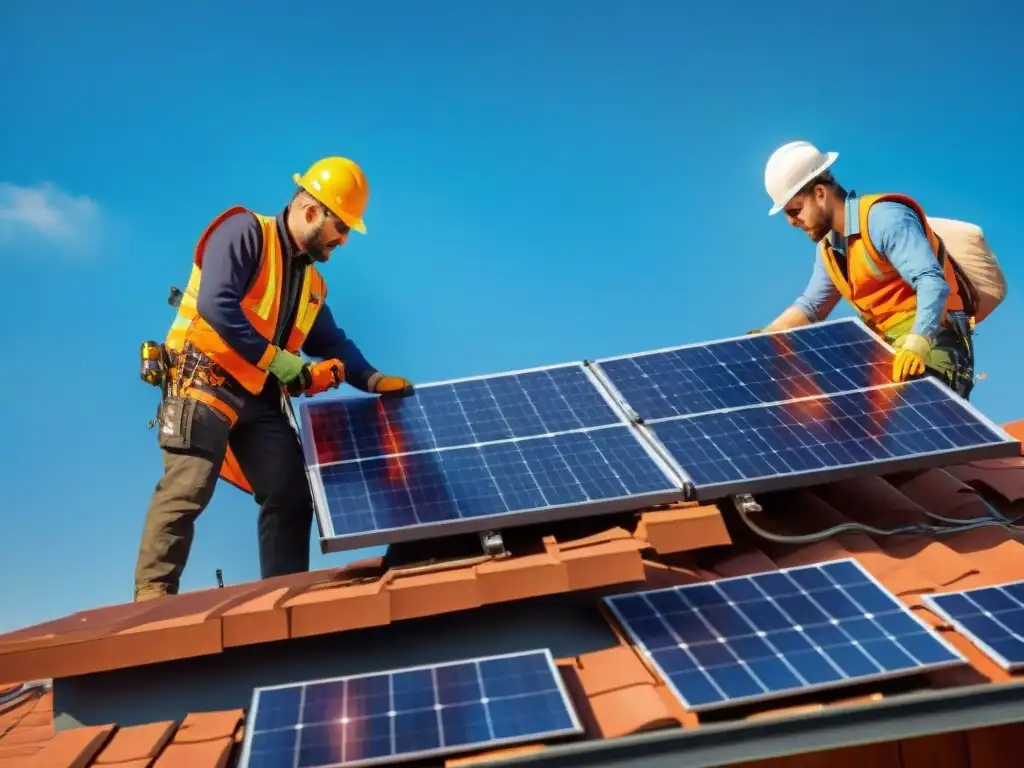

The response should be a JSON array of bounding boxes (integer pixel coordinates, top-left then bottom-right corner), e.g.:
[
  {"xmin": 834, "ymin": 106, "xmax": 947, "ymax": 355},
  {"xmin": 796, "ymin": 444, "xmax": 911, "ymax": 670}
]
[
  {"xmin": 806, "ymin": 222, "xmax": 830, "ymax": 242},
  {"xmin": 803, "ymin": 204, "xmax": 833, "ymax": 243},
  {"xmin": 302, "ymin": 223, "xmax": 332, "ymax": 263}
]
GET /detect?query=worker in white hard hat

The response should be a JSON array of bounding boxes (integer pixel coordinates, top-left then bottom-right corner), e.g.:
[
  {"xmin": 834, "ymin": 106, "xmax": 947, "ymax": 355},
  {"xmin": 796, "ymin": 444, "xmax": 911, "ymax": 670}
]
[{"xmin": 754, "ymin": 140, "xmax": 975, "ymax": 399}]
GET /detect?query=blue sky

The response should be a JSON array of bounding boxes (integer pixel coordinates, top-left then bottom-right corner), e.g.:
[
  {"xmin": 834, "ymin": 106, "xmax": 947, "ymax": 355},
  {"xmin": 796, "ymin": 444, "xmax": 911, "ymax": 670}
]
[{"xmin": 0, "ymin": 1, "xmax": 1020, "ymax": 633}]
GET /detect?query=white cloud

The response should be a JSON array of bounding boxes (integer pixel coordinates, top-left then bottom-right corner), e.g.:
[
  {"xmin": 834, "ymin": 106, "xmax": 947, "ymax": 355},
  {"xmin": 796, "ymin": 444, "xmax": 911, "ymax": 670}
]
[{"xmin": 0, "ymin": 181, "xmax": 103, "ymax": 254}]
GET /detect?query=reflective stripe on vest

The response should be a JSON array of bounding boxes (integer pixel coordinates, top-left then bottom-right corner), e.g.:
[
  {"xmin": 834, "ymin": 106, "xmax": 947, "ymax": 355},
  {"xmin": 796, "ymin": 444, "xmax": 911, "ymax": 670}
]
[
  {"xmin": 161, "ymin": 206, "xmax": 329, "ymax": 495},
  {"xmin": 163, "ymin": 206, "xmax": 328, "ymax": 395},
  {"xmin": 284, "ymin": 267, "xmax": 326, "ymax": 352},
  {"xmin": 818, "ymin": 192, "xmax": 963, "ymax": 334}
]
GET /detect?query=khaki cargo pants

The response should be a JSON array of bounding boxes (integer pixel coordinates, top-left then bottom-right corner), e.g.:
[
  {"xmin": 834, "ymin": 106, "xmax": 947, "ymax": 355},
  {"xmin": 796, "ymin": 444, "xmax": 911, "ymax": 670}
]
[{"xmin": 134, "ymin": 345, "xmax": 313, "ymax": 601}]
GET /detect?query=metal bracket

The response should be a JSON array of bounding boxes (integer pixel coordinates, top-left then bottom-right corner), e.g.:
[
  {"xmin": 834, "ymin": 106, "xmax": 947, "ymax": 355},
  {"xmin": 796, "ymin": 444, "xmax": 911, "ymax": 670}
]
[
  {"xmin": 479, "ymin": 530, "xmax": 507, "ymax": 557},
  {"xmin": 731, "ymin": 493, "xmax": 762, "ymax": 514}
]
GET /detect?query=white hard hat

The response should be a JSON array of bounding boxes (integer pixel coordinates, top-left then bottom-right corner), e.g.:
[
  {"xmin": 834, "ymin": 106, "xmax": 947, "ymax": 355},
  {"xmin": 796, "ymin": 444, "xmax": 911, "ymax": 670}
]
[{"xmin": 764, "ymin": 141, "xmax": 839, "ymax": 216}]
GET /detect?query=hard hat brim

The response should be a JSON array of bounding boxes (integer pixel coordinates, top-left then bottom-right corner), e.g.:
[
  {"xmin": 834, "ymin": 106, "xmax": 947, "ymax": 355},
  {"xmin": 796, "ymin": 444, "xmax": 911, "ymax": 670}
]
[
  {"xmin": 340, "ymin": 214, "xmax": 367, "ymax": 235},
  {"xmin": 768, "ymin": 151, "xmax": 839, "ymax": 216},
  {"xmin": 292, "ymin": 172, "xmax": 368, "ymax": 234}
]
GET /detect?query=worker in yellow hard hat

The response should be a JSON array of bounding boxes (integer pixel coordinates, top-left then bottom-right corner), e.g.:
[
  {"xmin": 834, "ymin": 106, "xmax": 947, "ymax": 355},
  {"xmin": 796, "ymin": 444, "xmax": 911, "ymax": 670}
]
[{"xmin": 133, "ymin": 156, "xmax": 415, "ymax": 601}]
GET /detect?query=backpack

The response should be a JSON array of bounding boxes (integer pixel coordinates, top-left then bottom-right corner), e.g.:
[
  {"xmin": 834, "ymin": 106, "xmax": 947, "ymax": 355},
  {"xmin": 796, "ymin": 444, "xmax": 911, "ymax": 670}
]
[{"xmin": 928, "ymin": 217, "xmax": 1007, "ymax": 325}]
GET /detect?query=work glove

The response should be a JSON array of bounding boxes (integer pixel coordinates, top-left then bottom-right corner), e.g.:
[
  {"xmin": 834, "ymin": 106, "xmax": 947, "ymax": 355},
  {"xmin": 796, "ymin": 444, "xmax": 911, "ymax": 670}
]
[
  {"xmin": 266, "ymin": 348, "xmax": 306, "ymax": 384},
  {"xmin": 287, "ymin": 359, "xmax": 346, "ymax": 397},
  {"xmin": 369, "ymin": 373, "xmax": 415, "ymax": 397},
  {"xmin": 892, "ymin": 333, "xmax": 931, "ymax": 382}
]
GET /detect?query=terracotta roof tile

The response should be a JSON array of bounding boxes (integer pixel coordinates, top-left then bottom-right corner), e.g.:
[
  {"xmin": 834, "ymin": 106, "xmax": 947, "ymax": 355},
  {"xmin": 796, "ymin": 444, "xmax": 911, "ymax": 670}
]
[
  {"xmin": 3, "ymin": 422, "xmax": 1024, "ymax": 765},
  {"xmin": 26, "ymin": 723, "xmax": 114, "ymax": 767},
  {"xmin": 151, "ymin": 737, "xmax": 234, "ymax": 768},
  {"xmin": 0, "ymin": 512, "xmax": 725, "ymax": 685},
  {"xmin": 0, "ymin": 686, "xmax": 54, "ymax": 765},
  {"xmin": 444, "ymin": 744, "xmax": 547, "ymax": 766},
  {"xmin": 91, "ymin": 721, "xmax": 176, "ymax": 764},
  {"xmin": 172, "ymin": 710, "xmax": 243, "ymax": 744},
  {"xmin": 587, "ymin": 683, "xmax": 680, "ymax": 739}
]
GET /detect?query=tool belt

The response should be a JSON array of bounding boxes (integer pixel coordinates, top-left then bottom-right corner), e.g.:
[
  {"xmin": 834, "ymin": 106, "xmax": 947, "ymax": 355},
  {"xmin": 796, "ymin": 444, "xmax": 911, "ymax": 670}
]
[
  {"xmin": 945, "ymin": 309, "xmax": 976, "ymax": 400},
  {"xmin": 139, "ymin": 341, "xmax": 176, "ymax": 389}
]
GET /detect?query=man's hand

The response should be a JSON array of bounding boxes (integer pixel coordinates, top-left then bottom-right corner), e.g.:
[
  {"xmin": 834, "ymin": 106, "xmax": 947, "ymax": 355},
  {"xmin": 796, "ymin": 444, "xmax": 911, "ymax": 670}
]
[
  {"xmin": 892, "ymin": 333, "xmax": 931, "ymax": 382},
  {"xmin": 266, "ymin": 348, "xmax": 306, "ymax": 384},
  {"xmin": 368, "ymin": 373, "xmax": 415, "ymax": 397},
  {"xmin": 288, "ymin": 359, "xmax": 346, "ymax": 396}
]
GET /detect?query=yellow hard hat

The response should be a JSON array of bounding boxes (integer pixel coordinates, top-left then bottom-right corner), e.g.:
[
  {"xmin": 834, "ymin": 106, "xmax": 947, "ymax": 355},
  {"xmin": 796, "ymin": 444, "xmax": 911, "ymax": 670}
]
[{"xmin": 292, "ymin": 156, "xmax": 369, "ymax": 234}]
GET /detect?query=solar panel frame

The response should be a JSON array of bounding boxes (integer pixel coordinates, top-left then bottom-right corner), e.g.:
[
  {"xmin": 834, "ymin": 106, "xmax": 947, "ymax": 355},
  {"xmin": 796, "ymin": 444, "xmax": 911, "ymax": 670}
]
[
  {"xmin": 603, "ymin": 557, "xmax": 968, "ymax": 713},
  {"xmin": 299, "ymin": 361, "xmax": 629, "ymax": 466},
  {"xmin": 297, "ymin": 361, "xmax": 688, "ymax": 552},
  {"xmin": 236, "ymin": 649, "xmax": 585, "ymax": 768},
  {"xmin": 643, "ymin": 376, "xmax": 1022, "ymax": 499},
  {"xmin": 590, "ymin": 317, "xmax": 895, "ymax": 422},
  {"xmin": 587, "ymin": 319, "xmax": 1020, "ymax": 500},
  {"xmin": 293, "ymin": 317, "xmax": 1020, "ymax": 553},
  {"xmin": 922, "ymin": 581, "xmax": 1024, "ymax": 672}
]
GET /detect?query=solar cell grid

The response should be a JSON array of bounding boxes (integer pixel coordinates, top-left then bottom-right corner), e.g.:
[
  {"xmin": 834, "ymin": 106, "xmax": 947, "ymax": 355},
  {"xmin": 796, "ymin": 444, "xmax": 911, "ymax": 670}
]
[
  {"xmin": 240, "ymin": 650, "xmax": 583, "ymax": 768},
  {"xmin": 317, "ymin": 424, "xmax": 680, "ymax": 542},
  {"xmin": 604, "ymin": 559, "xmax": 965, "ymax": 712},
  {"xmin": 296, "ymin": 317, "xmax": 1020, "ymax": 552},
  {"xmin": 923, "ymin": 581, "xmax": 1024, "ymax": 671},
  {"xmin": 301, "ymin": 364, "xmax": 622, "ymax": 467},
  {"xmin": 648, "ymin": 377, "xmax": 1014, "ymax": 496},
  {"xmin": 595, "ymin": 319, "xmax": 893, "ymax": 421}
]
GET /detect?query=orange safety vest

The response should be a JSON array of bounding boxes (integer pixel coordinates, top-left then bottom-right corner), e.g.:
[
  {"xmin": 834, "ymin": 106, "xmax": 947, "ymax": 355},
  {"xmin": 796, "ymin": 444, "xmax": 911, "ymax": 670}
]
[
  {"xmin": 164, "ymin": 206, "xmax": 327, "ymax": 493},
  {"xmin": 819, "ymin": 193, "xmax": 964, "ymax": 335}
]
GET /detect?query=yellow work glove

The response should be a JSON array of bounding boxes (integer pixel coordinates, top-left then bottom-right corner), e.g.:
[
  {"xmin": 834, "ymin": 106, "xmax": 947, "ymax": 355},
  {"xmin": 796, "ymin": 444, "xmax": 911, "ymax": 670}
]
[
  {"xmin": 369, "ymin": 373, "xmax": 415, "ymax": 397},
  {"xmin": 892, "ymin": 333, "xmax": 931, "ymax": 382}
]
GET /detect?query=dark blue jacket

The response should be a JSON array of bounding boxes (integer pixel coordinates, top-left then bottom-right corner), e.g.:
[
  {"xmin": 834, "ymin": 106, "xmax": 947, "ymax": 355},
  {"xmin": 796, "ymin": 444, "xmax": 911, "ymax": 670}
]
[{"xmin": 194, "ymin": 207, "xmax": 378, "ymax": 390}]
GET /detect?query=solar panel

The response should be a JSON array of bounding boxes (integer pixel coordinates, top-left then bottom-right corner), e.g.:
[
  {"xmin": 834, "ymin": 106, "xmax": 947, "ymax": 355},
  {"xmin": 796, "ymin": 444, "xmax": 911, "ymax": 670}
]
[
  {"xmin": 603, "ymin": 558, "xmax": 966, "ymax": 712},
  {"xmin": 300, "ymin": 364, "xmax": 685, "ymax": 551},
  {"xmin": 594, "ymin": 319, "xmax": 892, "ymax": 421},
  {"xmin": 302, "ymin": 363, "xmax": 623, "ymax": 466},
  {"xmin": 297, "ymin": 318, "xmax": 1020, "ymax": 551},
  {"xmin": 923, "ymin": 581, "xmax": 1024, "ymax": 671},
  {"xmin": 317, "ymin": 425, "xmax": 681, "ymax": 543},
  {"xmin": 238, "ymin": 649, "xmax": 583, "ymax": 768},
  {"xmin": 645, "ymin": 376, "xmax": 1017, "ymax": 497}
]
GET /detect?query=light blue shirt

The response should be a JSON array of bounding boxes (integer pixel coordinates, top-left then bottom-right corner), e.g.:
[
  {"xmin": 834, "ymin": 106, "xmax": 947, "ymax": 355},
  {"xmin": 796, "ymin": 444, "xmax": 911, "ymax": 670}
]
[{"xmin": 794, "ymin": 192, "xmax": 949, "ymax": 339}]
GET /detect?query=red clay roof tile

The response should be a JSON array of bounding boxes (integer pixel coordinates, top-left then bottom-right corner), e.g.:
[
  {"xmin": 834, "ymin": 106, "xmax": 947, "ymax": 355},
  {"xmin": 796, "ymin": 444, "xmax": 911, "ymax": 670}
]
[
  {"xmin": 26, "ymin": 723, "xmax": 114, "ymax": 767},
  {"xmin": 444, "ymin": 743, "xmax": 547, "ymax": 766},
  {"xmin": 0, "ymin": 513, "xmax": 722, "ymax": 685},
  {"xmin": 587, "ymin": 683, "xmax": 681, "ymax": 739},
  {"xmin": 92, "ymin": 721, "xmax": 176, "ymax": 764},
  {"xmin": 3, "ymin": 424, "xmax": 1024, "ymax": 765},
  {"xmin": 172, "ymin": 710, "xmax": 244, "ymax": 744},
  {"xmin": 151, "ymin": 737, "xmax": 234, "ymax": 768}
]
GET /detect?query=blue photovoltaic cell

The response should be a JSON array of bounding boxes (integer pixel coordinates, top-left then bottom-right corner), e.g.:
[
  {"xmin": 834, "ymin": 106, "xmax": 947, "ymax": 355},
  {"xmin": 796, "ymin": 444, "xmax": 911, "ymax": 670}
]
[
  {"xmin": 604, "ymin": 559, "xmax": 966, "ymax": 712},
  {"xmin": 240, "ymin": 650, "xmax": 583, "ymax": 768},
  {"xmin": 299, "ymin": 318, "xmax": 1018, "ymax": 550},
  {"xmin": 302, "ymin": 364, "xmax": 621, "ymax": 466},
  {"xmin": 923, "ymin": 581, "xmax": 1024, "ymax": 671},
  {"xmin": 648, "ymin": 377, "xmax": 1013, "ymax": 493},
  {"xmin": 597, "ymin": 319, "xmax": 892, "ymax": 420},
  {"xmin": 320, "ymin": 425, "xmax": 678, "ymax": 537}
]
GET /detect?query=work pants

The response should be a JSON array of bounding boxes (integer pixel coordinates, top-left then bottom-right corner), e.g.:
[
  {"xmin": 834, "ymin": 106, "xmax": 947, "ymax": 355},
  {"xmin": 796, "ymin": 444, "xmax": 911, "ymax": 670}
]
[
  {"xmin": 885, "ymin": 315, "xmax": 975, "ymax": 400},
  {"xmin": 133, "ymin": 345, "xmax": 313, "ymax": 601}
]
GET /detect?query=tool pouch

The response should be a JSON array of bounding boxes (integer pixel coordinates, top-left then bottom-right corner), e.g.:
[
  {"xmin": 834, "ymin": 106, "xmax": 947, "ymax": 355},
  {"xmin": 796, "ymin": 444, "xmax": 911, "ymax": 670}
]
[
  {"xmin": 156, "ymin": 394, "xmax": 232, "ymax": 454},
  {"xmin": 156, "ymin": 395, "xmax": 195, "ymax": 451}
]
